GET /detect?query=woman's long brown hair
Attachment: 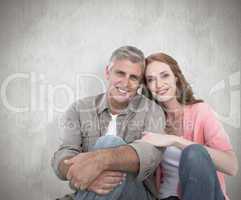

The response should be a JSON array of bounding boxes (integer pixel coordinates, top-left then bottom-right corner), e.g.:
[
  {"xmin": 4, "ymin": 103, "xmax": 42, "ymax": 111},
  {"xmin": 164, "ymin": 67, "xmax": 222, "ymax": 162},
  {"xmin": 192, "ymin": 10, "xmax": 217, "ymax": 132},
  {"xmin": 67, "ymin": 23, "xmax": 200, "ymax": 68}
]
[{"xmin": 143, "ymin": 52, "xmax": 203, "ymax": 135}]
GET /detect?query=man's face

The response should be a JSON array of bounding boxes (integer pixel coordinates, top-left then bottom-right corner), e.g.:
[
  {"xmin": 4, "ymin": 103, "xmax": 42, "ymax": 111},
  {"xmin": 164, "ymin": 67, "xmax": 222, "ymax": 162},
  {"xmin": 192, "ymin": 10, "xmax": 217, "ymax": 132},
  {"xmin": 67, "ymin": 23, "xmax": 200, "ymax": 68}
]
[{"xmin": 105, "ymin": 59, "xmax": 143, "ymax": 107}]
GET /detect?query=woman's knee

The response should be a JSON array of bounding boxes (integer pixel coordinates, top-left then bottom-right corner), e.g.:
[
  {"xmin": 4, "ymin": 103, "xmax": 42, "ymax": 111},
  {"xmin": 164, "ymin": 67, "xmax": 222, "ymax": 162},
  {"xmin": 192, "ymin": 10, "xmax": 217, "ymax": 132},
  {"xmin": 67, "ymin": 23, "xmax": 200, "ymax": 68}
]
[{"xmin": 180, "ymin": 144, "xmax": 211, "ymax": 171}]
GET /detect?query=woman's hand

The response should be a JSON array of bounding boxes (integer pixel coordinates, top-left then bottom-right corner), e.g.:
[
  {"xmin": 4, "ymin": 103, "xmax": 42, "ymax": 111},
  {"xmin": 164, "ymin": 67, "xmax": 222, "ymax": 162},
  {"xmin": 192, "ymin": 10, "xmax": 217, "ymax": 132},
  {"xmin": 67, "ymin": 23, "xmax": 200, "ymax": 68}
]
[{"xmin": 140, "ymin": 132, "xmax": 177, "ymax": 147}]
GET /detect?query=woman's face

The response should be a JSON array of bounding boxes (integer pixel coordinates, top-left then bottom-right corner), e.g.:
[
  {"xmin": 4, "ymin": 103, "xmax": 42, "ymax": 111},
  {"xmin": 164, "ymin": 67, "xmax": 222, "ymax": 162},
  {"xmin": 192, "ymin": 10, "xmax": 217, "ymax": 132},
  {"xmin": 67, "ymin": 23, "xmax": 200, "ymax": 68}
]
[{"xmin": 145, "ymin": 61, "xmax": 177, "ymax": 103}]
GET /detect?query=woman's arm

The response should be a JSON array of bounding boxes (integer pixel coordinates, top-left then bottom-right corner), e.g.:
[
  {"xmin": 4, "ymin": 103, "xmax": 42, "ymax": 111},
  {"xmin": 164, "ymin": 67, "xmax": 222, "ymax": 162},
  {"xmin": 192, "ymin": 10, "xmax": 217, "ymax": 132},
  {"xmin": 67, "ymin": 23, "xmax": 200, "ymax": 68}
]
[
  {"xmin": 141, "ymin": 133, "xmax": 239, "ymax": 176},
  {"xmin": 174, "ymin": 136, "xmax": 239, "ymax": 176}
]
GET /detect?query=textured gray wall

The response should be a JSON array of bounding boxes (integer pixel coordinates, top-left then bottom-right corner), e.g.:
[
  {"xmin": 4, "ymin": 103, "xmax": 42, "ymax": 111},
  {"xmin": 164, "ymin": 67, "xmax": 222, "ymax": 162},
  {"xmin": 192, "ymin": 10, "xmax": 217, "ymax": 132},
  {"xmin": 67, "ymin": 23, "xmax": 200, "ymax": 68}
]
[{"xmin": 0, "ymin": 0, "xmax": 240, "ymax": 199}]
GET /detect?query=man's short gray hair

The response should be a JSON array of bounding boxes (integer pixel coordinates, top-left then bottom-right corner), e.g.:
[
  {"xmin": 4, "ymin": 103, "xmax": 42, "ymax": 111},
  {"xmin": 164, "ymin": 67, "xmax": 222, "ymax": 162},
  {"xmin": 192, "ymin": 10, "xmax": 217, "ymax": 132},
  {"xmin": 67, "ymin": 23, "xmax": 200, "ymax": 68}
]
[{"xmin": 109, "ymin": 46, "xmax": 145, "ymax": 71}]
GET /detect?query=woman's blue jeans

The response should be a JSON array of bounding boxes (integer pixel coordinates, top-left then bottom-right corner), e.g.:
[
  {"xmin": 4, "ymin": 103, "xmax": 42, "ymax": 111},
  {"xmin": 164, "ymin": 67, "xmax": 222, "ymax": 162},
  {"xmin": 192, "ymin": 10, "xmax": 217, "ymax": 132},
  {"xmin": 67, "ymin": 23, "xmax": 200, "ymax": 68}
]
[{"xmin": 178, "ymin": 144, "xmax": 225, "ymax": 200}]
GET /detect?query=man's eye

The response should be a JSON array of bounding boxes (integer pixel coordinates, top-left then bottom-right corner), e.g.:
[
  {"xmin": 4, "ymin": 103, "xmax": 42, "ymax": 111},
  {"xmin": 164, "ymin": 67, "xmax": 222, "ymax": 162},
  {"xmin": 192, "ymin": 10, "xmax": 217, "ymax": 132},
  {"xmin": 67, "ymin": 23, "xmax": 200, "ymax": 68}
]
[
  {"xmin": 116, "ymin": 71, "xmax": 125, "ymax": 76},
  {"xmin": 130, "ymin": 76, "xmax": 139, "ymax": 81}
]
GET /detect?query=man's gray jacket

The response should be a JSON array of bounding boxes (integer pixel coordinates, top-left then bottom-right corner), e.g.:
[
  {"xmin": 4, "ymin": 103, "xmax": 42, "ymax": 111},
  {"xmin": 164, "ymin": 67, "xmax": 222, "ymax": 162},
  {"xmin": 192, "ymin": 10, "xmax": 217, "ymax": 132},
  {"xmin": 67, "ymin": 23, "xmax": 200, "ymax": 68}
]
[{"xmin": 51, "ymin": 93, "xmax": 166, "ymax": 199}]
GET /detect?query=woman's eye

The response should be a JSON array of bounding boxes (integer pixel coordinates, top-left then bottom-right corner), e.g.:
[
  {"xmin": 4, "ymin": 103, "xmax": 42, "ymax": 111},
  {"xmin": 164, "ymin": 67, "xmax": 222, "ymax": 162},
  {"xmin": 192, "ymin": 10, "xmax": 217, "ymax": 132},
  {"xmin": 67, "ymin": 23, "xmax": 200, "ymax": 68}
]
[
  {"xmin": 161, "ymin": 73, "xmax": 169, "ymax": 78},
  {"xmin": 147, "ymin": 78, "xmax": 154, "ymax": 83}
]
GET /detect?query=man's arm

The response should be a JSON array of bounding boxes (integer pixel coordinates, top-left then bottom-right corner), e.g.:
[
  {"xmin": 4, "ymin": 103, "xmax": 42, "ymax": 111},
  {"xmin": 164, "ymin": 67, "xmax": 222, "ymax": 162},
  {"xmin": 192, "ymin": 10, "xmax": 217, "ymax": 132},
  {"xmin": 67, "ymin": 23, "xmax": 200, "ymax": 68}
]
[
  {"xmin": 99, "ymin": 145, "xmax": 140, "ymax": 172},
  {"xmin": 64, "ymin": 145, "xmax": 140, "ymax": 189},
  {"xmin": 128, "ymin": 99, "xmax": 166, "ymax": 181},
  {"xmin": 51, "ymin": 101, "xmax": 82, "ymax": 180},
  {"xmin": 65, "ymin": 137, "xmax": 164, "ymax": 190}
]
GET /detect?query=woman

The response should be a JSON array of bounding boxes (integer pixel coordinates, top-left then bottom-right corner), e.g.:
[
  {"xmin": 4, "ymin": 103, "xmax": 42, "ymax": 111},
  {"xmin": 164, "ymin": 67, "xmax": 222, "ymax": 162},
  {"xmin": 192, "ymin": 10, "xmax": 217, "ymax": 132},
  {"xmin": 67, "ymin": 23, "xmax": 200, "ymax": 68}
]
[{"xmin": 140, "ymin": 52, "xmax": 238, "ymax": 200}]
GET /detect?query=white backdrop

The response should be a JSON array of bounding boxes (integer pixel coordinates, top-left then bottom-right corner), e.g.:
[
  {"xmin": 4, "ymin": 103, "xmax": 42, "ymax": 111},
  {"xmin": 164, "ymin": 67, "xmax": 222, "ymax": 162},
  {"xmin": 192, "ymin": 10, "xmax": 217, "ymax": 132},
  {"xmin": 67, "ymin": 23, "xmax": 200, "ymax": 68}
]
[{"xmin": 0, "ymin": 0, "xmax": 240, "ymax": 199}]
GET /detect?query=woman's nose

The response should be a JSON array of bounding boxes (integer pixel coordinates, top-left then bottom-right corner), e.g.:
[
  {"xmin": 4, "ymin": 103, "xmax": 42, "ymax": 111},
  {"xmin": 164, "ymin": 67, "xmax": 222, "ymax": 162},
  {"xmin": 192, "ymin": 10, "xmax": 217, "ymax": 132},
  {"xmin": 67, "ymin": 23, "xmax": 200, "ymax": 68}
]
[{"xmin": 156, "ymin": 79, "xmax": 164, "ymax": 88}]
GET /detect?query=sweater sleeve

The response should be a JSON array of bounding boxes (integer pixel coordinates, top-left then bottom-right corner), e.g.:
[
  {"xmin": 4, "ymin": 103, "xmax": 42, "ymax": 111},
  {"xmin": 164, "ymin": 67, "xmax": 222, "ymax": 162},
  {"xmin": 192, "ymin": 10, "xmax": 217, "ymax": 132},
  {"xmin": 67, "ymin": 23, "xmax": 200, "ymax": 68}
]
[{"xmin": 198, "ymin": 103, "xmax": 233, "ymax": 151}]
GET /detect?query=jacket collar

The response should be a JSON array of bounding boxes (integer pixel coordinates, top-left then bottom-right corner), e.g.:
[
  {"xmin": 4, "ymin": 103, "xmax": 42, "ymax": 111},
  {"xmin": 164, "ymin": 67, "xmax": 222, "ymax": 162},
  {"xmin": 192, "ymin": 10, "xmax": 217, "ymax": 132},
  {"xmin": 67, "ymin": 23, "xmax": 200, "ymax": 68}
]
[{"xmin": 96, "ymin": 93, "xmax": 142, "ymax": 115}]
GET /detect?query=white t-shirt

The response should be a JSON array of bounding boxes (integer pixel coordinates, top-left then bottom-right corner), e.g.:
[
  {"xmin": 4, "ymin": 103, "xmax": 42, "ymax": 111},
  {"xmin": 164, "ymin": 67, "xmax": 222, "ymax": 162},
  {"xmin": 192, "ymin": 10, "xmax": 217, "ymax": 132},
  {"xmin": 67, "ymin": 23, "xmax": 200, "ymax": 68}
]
[
  {"xmin": 105, "ymin": 114, "xmax": 118, "ymax": 136},
  {"xmin": 159, "ymin": 146, "xmax": 182, "ymax": 199}
]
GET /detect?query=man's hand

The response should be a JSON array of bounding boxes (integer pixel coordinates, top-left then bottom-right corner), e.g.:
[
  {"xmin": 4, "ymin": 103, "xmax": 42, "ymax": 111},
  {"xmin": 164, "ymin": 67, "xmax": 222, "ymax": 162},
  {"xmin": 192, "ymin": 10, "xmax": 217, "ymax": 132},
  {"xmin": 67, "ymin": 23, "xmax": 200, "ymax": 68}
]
[
  {"xmin": 64, "ymin": 145, "xmax": 139, "ymax": 191},
  {"xmin": 58, "ymin": 156, "xmax": 74, "ymax": 179},
  {"xmin": 88, "ymin": 171, "xmax": 126, "ymax": 195},
  {"xmin": 64, "ymin": 151, "xmax": 106, "ymax": 190}
]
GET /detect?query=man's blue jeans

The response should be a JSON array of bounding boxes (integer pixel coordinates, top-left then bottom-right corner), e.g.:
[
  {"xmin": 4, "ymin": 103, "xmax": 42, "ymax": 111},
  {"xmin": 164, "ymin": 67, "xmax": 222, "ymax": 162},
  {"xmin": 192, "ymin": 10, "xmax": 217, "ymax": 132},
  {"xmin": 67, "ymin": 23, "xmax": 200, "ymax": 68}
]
[
  {"xmin": 74, "ymin": 135, "xmax": 153, "ymax": 200},
  {"xmin": 178, "ymin": 144, "xmax": 225, "ymax": 200}
]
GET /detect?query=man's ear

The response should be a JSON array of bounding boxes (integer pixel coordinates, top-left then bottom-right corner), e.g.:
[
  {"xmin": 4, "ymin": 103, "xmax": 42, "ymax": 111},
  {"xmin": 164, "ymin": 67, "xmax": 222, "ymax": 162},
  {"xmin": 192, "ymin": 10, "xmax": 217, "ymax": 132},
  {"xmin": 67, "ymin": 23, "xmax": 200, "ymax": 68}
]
[{"xmin": 105, "ymin": 65, "xmax": 110, "ymax": 80}]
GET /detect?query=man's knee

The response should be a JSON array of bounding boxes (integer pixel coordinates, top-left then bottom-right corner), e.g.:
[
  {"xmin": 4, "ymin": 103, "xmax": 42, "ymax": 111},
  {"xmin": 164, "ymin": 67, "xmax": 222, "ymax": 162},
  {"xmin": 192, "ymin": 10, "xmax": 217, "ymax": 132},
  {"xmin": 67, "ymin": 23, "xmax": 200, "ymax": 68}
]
[{"xmin": 94, "ymin": 135, "xmax": 126, "ymax": 149}]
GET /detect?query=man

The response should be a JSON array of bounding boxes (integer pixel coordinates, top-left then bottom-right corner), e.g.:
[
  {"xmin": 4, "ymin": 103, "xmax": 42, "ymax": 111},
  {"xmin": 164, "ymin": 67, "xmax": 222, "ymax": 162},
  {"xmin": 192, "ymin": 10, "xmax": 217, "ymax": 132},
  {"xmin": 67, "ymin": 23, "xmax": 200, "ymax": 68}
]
[{"xmin": 51, "ymin": 46, "xmax": 166, "ymax": 200}]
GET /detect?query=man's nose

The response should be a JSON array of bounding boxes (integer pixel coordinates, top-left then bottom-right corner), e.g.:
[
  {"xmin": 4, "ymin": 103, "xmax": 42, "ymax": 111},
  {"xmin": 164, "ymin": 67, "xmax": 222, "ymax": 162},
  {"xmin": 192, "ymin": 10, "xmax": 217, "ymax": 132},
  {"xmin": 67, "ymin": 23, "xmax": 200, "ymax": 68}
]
[{"xmin": 120, "ymin": 76, "xmax": 130, "ymax": 87}]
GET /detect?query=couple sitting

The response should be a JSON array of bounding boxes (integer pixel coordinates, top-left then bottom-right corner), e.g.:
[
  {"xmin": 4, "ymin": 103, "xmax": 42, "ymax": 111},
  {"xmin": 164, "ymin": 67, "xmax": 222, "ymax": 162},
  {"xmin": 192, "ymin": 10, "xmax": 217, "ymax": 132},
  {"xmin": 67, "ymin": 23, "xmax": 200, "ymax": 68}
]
[{"xmin": 52, "ymin": 46, "xmax": 238, "ymax": 200}]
